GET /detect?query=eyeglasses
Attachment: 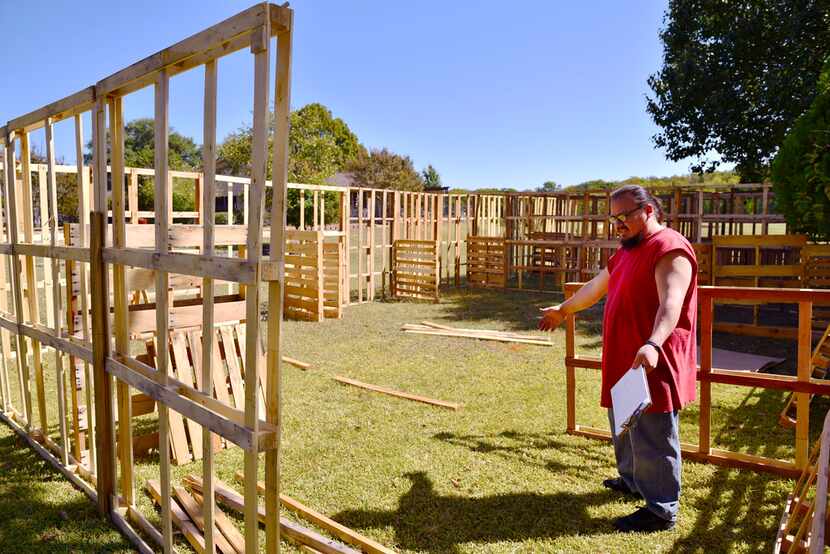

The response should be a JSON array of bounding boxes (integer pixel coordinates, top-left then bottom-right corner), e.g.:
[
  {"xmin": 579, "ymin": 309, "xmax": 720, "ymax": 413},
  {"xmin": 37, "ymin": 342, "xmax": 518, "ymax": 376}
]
[{"xmin": 608, "ymin": 204, "xmax": 645, "ymax": 226}]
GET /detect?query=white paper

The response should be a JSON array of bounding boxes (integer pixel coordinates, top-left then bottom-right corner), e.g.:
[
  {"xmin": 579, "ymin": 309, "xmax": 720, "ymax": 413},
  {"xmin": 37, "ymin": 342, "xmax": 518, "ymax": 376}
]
[{"xmin": 611, "ymin": 365, "xmax": 652, "ymax": 436}]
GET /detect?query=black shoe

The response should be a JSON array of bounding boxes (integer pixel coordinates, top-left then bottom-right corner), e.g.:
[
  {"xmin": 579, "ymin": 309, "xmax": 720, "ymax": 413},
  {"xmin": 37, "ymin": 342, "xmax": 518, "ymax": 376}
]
[
  {"xmin": 602, "ymin": 477, "xmax": 641, "ymax": 498},
  {"xmin": 614, "ymin": 507, "xmax": 675, "ymax": 533}
]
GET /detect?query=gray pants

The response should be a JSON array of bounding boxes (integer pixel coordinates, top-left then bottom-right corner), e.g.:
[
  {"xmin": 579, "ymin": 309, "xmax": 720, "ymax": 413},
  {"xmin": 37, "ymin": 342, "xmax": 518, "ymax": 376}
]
[{"xmin": 607, "ymin": 407, "xmax": 681, "ymax": 521}]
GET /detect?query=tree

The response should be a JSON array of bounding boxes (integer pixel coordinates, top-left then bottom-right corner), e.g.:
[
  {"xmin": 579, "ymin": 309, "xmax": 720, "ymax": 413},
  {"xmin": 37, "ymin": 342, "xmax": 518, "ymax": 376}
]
[
  {"xmin": 646, "ymin": 0, "xmax": 830, "ymax": 181},
  {"xmin": 218, "ymin": 103, "xmax": 364, "ymax": 227},
  {"xmin": 422, "ymin": 165, "xmax": 442, "ymax": 190},
  {"xmin": 217, "ymin": 102, "xmax": 364, "ymax": 184},
  {"xmin": 346, "ymin": 148, "xmax": 424, "ymax": 191},
  {"xmin": 536, "ymin": 180, "xmax": 561, "ymax": 193},
  {"xmin": 85, "ymin": 118, "xmax": 201, "ymax": 212},
  {"xmin": 771, "ymin": 59, "xmax": 830, "ymax": 240}
]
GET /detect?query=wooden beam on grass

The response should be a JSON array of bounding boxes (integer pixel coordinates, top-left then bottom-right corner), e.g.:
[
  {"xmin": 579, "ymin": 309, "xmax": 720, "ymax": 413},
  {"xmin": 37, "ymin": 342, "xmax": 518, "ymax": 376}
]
[
  {"xmin": 184, "ymin": 475, "xmax": 360, "ymax": 554},
  {"xmin": 146, "ymin": 480, "xmax": 206, "ymax": 554},
  {"xmin": 173, "ymin": 485, "xmax": 238, "ymax": 554},
  {"xmin": 234, "ymin": 470, "xmax": 395, "ymax": 554},
  {"xmin": 334, "ymin": 375, "xmax": 460, "ymax": 410}
]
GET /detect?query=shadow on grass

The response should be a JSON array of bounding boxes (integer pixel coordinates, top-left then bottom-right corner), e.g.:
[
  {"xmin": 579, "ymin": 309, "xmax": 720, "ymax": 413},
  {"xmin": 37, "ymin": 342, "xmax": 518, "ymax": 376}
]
[
  {"xmin": 332, "ymin": 471, "xmax": 612, "ymax": 553},
  {"xmin": 0, "ymin": 428, "xmax": 130, "ymax": 552},
  {"xmin": 671, "ymin": 467, "xmax": 788, "ymax": 553},
  {"xmin": 433, "ymin": 430, "xmax": 611, "ymax": 473}
]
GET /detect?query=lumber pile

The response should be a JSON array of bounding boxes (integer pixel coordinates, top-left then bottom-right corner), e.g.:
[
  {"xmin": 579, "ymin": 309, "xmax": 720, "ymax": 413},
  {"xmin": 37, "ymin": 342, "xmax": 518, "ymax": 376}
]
[
  {"xmin": 401, "ymin": 321, "xmax": 552, "ymax": 346},
  {"xmin": 233, "ymin": 471, "xmax": 396, "ymax": 554},
  {"xmin": 180, "ymin": 475, "xmax": 362, "ymax": 554}
]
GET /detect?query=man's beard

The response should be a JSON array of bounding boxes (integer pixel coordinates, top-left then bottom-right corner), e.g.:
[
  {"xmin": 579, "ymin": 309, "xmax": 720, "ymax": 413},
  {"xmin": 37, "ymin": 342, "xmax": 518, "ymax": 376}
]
[{"xmin": 620, "ymin": 229, "xmax": 645, "ymax": 250}]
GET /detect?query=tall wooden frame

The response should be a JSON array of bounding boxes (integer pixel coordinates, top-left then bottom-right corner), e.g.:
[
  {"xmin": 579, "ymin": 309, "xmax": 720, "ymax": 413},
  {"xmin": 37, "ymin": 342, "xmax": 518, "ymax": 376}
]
[{"xmin": 0, "ymin": 4, "xmax": 293, "ymax": 553}]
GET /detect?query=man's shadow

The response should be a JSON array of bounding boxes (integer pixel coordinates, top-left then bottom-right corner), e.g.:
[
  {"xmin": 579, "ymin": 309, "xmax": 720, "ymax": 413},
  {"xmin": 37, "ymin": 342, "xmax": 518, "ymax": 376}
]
[{"xmin": 332, "ymin": 471, "xmax": 613, "ymax": 553}]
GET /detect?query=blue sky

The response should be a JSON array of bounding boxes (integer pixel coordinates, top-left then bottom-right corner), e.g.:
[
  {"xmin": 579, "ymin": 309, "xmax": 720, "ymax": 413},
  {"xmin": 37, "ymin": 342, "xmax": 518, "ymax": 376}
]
[{"xmin": 0, "ymin": 0, "xmax": 710, "ymax": 190}]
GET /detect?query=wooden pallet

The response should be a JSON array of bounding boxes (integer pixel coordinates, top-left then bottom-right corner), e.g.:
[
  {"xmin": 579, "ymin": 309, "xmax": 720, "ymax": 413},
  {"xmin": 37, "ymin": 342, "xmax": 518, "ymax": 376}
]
[
  {"xmin": 323, "ymin": 236, "xmax": 343, "ymax": 319},
  {"xmin": 467, "ymin": 236, "xmax": 506, "ymax": 288},
  {"xmin": 392, "ymin": 239, "xmax": 439, "ymax": 302},
  {"xmin": 284, "ymin": 230, "xmax": 325, "ymax": 321},
  {"xmin": 780, "ymin": 322, "xmax": 830, "ymax": 428},
  {"xmin": 132, "ymin": 322, "xmax": 267, "ymax": 465},
  {"xmin": 774, "ymin": 410, "xmax": 830, "ymax": 553}
]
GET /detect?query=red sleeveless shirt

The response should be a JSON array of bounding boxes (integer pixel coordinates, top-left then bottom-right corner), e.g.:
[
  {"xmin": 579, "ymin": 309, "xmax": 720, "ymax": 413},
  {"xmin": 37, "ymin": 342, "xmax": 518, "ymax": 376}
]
[{"xmin": 601, "ymin": 227, "xmax": 698, "ymax": 413}]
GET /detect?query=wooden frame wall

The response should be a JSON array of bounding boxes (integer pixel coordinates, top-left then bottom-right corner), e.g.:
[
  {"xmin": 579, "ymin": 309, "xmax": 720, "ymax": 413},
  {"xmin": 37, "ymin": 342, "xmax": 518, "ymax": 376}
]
[{"xmin": 0, "ymin": 4, "xmax": 293, "ymax": 552}]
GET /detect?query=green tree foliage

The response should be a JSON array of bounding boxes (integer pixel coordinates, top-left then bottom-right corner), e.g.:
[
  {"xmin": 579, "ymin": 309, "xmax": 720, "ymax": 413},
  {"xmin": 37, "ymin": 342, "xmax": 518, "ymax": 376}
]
[
  {"xmin": 646, "ymin": 0, "xmax": 830, "ymax": 181},
  {"xmin": 218, "ymin": 103, "xmax": 364, "ymax": 227},
  {"xmin": 536, "ymin": 180, "xmax": 561, "ymax": 193},
  {"xmin": 422, "ymin": 164, "xmax": 443, "ymax": 190},
  {"xmin": 85, "ymin": 118, "xmax": 201, "ymax": 212},
  {"xmin": 346, "ymin": 148, "xmax": 425, "ymax": 192},
  {"xmin": 771, "ymin": 60, "xmax": 830, "ymax": 241},
  {"xmin": 217, "ymin": 103, "xmax": 363, "ymax": 183},
  {"xmin": 565, "ymin": 171, "xmax": 739, "ymax": 192}
]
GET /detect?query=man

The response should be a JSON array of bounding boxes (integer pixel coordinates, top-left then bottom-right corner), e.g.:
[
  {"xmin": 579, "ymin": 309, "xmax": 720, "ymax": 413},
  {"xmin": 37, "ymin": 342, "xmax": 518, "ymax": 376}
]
[{"xmin": 538, "ymin": 184, "xmax": 697, "ymax": 533}]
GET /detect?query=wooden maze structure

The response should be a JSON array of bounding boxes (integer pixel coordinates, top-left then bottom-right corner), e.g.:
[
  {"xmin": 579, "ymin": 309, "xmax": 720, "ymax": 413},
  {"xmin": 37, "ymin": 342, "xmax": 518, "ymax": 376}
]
[{"xmin": 0, "ymin": 4, "xmax": 295, "ymax": 552}]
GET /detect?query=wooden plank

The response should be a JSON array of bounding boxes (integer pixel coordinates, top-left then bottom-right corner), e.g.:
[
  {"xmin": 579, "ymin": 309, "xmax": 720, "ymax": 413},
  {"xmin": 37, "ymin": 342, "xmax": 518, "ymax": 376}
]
[
  {"xmin": 90, "ymin": 212, "xmax": 114, "ymax": 516},
  {"xmin": 171, "ymin": 333, "xmax": 202, "ymax": 461},
  {"xmin": 3, "ymin": 133, "xmax": 34, "ymax": 428},
  {"xmin": 796, "ymin": 301, "xmax": 813, "ymax": 469},
  {"xmin": 173, "ymin": 485, "xmax": 236, "ymax": 554},
  {"xmin": 20, "ymin": 132, "xmax": 48, "ymax": 435},
  {"xmin": 7, "ymin": 87, "xmax": 95, "ymax": 133},
  {"xmin": 95, "ymin": 4, "xmax": 273, "ymax": 97},
  {"xmin": 334, "ymin": 375, "xmax": 460, "ymax": 410},
  {"xmin": 154, "ymin": 68, "xmax": 175, "ymax": 551},
  {"xmin": 146, "ymin": 480, "xmax": 205, "ymax": 554},
  {"xmin": 44, "ymin": 118, "xmax": 71, "ymax": 467},
  {"xmin": 220, "ymin": 325, "xmax": 245, "ymax": 409},
  {"xmin": 190, "ymin": 489, "xmax": 245, "ymax": 554},
  {"xmin": 235, "ymin": 471, "xmax": 394, "ymax": 554},
  {"xmin": 184, "ymin": 475, "xmax": 359, "ymax": 554}
]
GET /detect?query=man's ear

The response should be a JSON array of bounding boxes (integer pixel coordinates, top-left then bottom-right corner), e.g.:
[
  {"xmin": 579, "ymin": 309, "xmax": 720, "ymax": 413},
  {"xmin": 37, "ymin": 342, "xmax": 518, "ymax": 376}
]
[{"xmin": 643, "ymin": 203, "xmax": 654, "ymax": 219}]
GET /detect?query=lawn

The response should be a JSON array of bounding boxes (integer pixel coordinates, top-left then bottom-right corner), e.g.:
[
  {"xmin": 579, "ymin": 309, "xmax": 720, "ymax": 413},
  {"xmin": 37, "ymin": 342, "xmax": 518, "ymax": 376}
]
[{"xmin": 0, "ymin": 287, "xmax": 817, "ymax": 553}]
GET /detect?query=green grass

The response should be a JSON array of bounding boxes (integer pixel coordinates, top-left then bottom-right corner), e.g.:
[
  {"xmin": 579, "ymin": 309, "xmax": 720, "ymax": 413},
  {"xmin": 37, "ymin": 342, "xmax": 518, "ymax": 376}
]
[{"xmin": 0, "ymin": 288, "xmax": 818, "ymax": 552}]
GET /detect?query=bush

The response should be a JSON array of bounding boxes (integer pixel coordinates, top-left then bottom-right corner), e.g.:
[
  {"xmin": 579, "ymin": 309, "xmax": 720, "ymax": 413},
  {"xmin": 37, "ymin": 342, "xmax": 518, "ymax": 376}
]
[{"xmin": 771, "ymin": 59, "xmax": 830, "ymax": 241}]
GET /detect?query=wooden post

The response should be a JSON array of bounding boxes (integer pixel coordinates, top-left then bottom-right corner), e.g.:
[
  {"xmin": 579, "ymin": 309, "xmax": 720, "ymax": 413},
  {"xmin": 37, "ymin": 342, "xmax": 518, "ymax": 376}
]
[
  {"xmin": 20, "ymin": 132, "xmax": 48, "ymax": 435},
  {"xmin": 796, "ymin": 300, "xmax": 813, "ymax": 469},
  {"xmin": 245, "ymin": 21, "xmax": 271, "ymax": 553},
  {"xmin": 201, "ymin": 57, "xmax": 218, "ymax": 554},
  {"xmin": 3, "ymin": 132, "xmax": 33, "ymax": 428},
  {"xmin": 339, "ymin": 190, "xmax": 348, "ymax": 307},
  {"xmin": 45, "ymin": 118, "xmax": 70, "ymax": 467},
  {"xmin": 357, "ymin": 190, "xmax": 363, "ymax": 303},
  {"xmin": 699, "ymin": 293, "xmax": 713, "ymax": 455},
  {"xmin": 109, "ymin": 97, "xmax": 134, "ymax": 507},
  {"xmin": 76, "ymin": 114, "xmax": 95, "ymax": 474},
  {"xmin": 565, "ymin": 286, "xmax": 575, "ymax": 433},
  {"xmin": 90, "ymin": 212, "xmax": 114, "ymax": 517},
  {"xmin": 129, "ymin": 170, "xmax": 139, "ymax": 223},
  {"xmin": 368, "ymin": 191, "xmax": 375, "ymax": 300},
  {"xmin": 154, "ymin": 70, "xmax": 174, "ymax": 553}
]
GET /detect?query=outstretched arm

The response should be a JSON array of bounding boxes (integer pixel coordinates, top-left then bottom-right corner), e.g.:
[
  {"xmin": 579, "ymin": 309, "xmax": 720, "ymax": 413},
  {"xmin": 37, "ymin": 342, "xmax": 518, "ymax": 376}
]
[
  {"xmin": 630, "ymin": 251, "xmax": 693, "ymax": 372},
  {"xmin": 538, "ymin": 268, "xmax": 609, "ymax": 331}
]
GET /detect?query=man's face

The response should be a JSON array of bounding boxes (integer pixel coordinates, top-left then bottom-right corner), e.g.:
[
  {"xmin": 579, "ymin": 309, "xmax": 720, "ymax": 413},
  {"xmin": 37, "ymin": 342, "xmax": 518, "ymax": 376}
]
[{"xmin": 610, "ymin": 194, "xmax": 650, "ymax": 249}]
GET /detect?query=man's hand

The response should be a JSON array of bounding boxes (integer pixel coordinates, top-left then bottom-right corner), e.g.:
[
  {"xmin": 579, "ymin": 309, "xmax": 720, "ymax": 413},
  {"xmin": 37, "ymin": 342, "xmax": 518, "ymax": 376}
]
[
  {"xmin": 538, "ymin": 305, "xmax": 566, "ymax": 331},
  {"xmin": 631, "ymin": 343, "xmax": 659, "ymax": 373}
]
